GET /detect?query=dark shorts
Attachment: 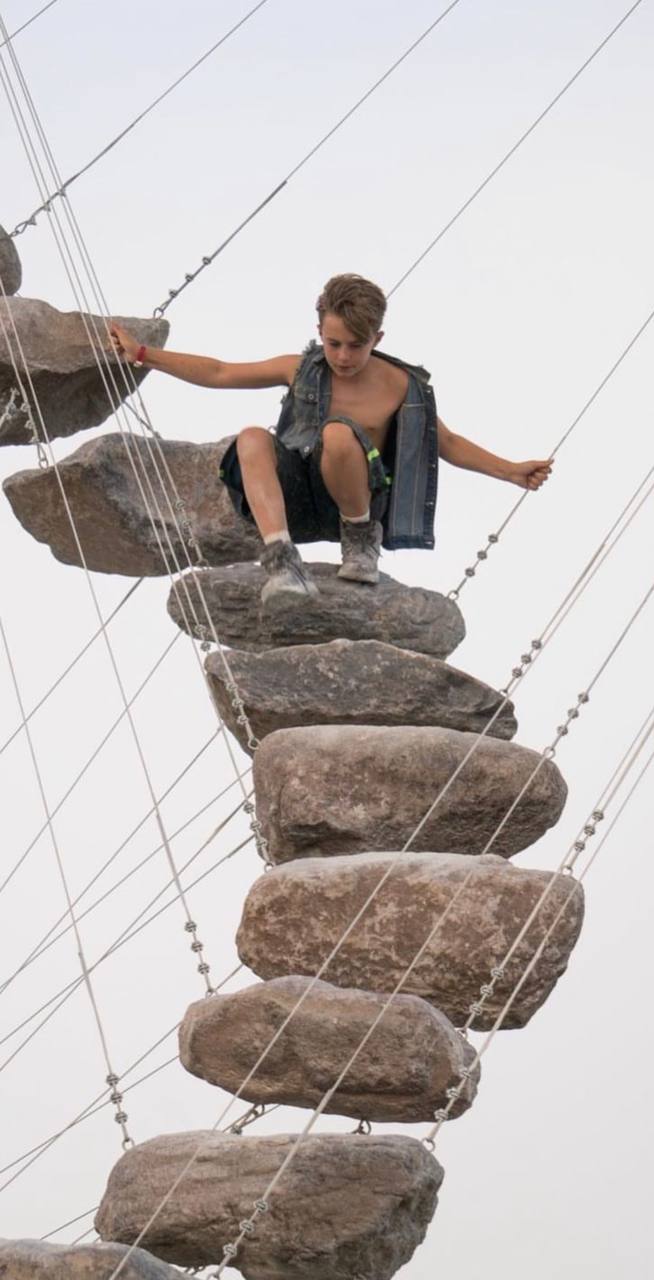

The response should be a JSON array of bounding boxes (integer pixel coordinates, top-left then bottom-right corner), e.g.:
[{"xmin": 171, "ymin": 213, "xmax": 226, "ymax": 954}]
[{"xmin": 220, "ymin": 417, "xmax": 390, "ymax": 544}]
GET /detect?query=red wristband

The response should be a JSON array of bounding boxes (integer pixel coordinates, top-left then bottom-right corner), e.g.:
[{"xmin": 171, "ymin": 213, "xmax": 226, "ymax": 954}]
[{"xmin": 133, "ymin": 344, "xmax": 147, "ymax": 368}]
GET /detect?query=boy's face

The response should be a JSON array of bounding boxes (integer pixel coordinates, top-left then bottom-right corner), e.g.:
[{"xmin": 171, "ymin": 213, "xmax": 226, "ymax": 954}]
[{"xmin": 319, "ymin": 311, "xmax": 382, "ymax": 377}]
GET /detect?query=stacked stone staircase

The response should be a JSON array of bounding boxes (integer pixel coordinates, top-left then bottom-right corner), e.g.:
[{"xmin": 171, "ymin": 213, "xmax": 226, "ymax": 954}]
[{"xmin": 0, "ymin": 275, "xmax": 584, "ymax": 1280}]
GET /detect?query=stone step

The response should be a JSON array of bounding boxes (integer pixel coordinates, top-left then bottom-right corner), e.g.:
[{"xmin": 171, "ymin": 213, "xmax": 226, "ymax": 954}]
[
  {"xmin": 0, "ymin": 1239, "xmax": 181, "ymax": 1279},
  {"xmin": 0, "ymin": 299, "xmax": 168, "ymax": 446},
  {"xmin": 236, "ymin": 852, "xmax": 585, "ymax": 1030},
  {"xmin": 0, "ymin": 225, "xmax": 22, "ymax": 295},
  {"xmin": 206, "ymin": 638, "xmax": 516, "ymax": 752},
  {"xmin": 254, "ymin": 724, "xmax": 566, "ymax": 863},
  {"xmin": 170, "ymin": 561, "xmax": 465, "ymax": 658},
  {"xmin": 95, "ymin": 1131, "xmax": 442, "ymax": 1279},
  {"xmin": 179, "ymin": 975, "xmax": 479, "ymax": 1123},
  {"xmin": 3, "ymin": 432, "xmax": 261, "ymax": 575}
]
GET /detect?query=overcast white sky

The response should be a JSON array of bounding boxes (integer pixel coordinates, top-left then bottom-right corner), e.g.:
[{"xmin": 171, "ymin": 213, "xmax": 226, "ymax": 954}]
[{"xmin": 1, "ymin": 1, "xmax": 653, "ymax": 1276}]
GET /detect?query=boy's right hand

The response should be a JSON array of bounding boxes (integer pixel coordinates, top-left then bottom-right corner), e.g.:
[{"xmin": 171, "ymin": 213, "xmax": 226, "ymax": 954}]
[{"xmin": 110, "ymin": 322, "xmax": 139, "ymax": 362}]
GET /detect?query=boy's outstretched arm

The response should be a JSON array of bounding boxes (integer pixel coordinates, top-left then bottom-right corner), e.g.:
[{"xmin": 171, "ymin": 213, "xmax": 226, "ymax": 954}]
[
  {"xmin": 109, "ymin": 323, "xmax": 298, "ymax": 390},
  {"xmin": 437, "ymin": 416, "xmax": 553, "ymax": 491}
]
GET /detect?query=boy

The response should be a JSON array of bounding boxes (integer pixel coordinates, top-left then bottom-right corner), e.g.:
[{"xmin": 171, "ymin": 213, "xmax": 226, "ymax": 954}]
[{"xmin": 111, "ymin": 273, "xmax": 551, "ymax": 607}]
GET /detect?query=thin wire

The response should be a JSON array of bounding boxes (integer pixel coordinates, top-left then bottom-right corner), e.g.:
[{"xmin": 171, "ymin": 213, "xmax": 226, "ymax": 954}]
[
  {"xmin": 150, "ymin": 0, "xmax": 466, "ymax": 316},
  {"xmin": 9, "ymin": 0, "xmax": 272, "ymax": 234},
  {"xmin": 0, "ymin": 615, "xmax": 133, "ymax": 1148},
  {"xmin": 40, "ymin": 1207, "xmax": 98, "ymax": 1242},
  {"xmin": 151, "ymin": 0, "xmax": 641, "ymax": 316},
  {"xmin": 423, "ymin": 735, "xmax": 654, "ymax": 1148},
  {"xmin": 0, "ymin": 805, "xmax": 252, "ymax": 1057},
  {"xmin": 37, "ymin": 1097, "xmax": 281, "ymax": 1242},
  {"xmin": 0, "ymin": 831, "xmax": 253, "ymax": 1081},
  {"xmin": 388, "ymin": 0, "xmax": 645, "ymax": 297},
  {"xmin": 0, "ymin": 254, "xmax": 216, "ymax": 988},
  {"xmin": 0, "ymin": 578, "xmax": 143, "ymax": 758},
  {"xmin": 0, "ymin": 46, "xmax": 265, "ymax": 851},
  {"xmin": 0, "ymin": 0, "xmax": 60, "ymax": 49},
  {"xmin": 0, "ymin": 629, "xmax": 182, "ymax": 899},
  {"xmin": 2, "ymin": 766, "xmax": 251, "ymax": 994},
  {"xmin": 1, "ymin": 963, "xmax": 243, "ymax": 1193},
  {"xmin": 447, "ymin": 305, "xmax": 654, "ymax": 599},
  {"xmin": 105, "ymin": 573, "xmax": 654, "ymax": 1278},
  {"xmin": 0, "ymin": 730, "xmax": 224, "ymax": 995},
  {"xmin": 420, "ymin": 700, "xmax": 654, "ymax": 1143}
]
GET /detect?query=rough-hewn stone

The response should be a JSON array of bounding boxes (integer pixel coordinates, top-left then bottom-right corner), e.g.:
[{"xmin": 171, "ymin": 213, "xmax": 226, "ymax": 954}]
[
  {"xmin": 0, "ymin": 226, "xmax": 22, "ymax": 295},
  {"xmin": 0, "ymin": 299, "xmax": 169, "ymax": 446},
  {"xmin": 237, "ymin": 852, "xmax": 585, "ymax": 1030},
  {"xmin": 3, "ymin": 433, "xmax": 261, "ymax": 575},
  {"xmin": 169, "ymin": 561, "xmax": 465, "ymax": 657},
  {"xmin": 0, "ymin": 1239, "xmax": 180, "ymax": 1278},
  {"xmin": 205, "ymin": 638, "xmax": 516, "ymax": 751},
  {"xmin": 95, "ymin": 1131, "xmax": 442, "ymax": 1279},
  {"xmin": 179, "ymin": 975, "xmax": 479, "ymax": 1122},
  {"xmin": 254, "ymin": 724, "xmax": 566, "ymax": 862}
]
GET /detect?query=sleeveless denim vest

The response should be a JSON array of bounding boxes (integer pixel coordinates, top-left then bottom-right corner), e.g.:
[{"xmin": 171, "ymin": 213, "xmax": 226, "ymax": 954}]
[{"xmin": 275, "ymin": 341, "xmax": 438, "ymax": 551}]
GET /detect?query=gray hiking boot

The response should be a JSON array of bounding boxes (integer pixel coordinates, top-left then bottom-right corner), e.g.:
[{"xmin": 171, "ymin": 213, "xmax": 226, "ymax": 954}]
[
  {"xmin": 260, "ymin": 539, "xmax": 319, "ymax": 609},
  {"xmin": 337, "ymin": 517, "xmax": 383, "ymax": 584}
]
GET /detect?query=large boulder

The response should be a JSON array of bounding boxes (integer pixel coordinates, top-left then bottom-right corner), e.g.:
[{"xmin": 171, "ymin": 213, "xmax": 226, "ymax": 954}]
[
  {"xmin": 0, "ymin": 1238, "xmax": 180, "ymax": 1278},
  {"xmin": 3, "ymin": 433, "xmax": 261, "ymax": 575},
  {"xmin": 236, "ymin": 852, "xmax": 585, "ymax": 1030},
  {"xmin": 0, "ymin": 226, "xmax": 22, "ymax": 295},
  {"xmin": 0, "ymin": 299, "xmax": 169, "ymax": 446},
  {"xmin": 169, "ymin": 561, "xmax": 465, "ymax": 658},
  {"xmin": 179, "ymin": 975, "xmax": 479, "ymax": 1122},
  {"xmin": 206, "ymin": 638, "xmax": 516, "ymax": 751},
  {"xmin": 254, "ymin": 724, "xmax": 566, "ymax": 862},
  {"xmin": 95, "ymin": 1131, "xmax": 442, "ymax": 1279}
]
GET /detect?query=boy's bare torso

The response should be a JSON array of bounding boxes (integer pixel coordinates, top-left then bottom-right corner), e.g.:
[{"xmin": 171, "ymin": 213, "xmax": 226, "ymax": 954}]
[{"xmin": 290, "ymin": 352, "xmax": 409, "ymax": 452}]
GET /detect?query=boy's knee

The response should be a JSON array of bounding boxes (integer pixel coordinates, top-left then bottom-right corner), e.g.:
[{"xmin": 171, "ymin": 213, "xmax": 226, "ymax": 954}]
[
  {"xmin": 236, "ymin": 426, "xmax": 274, "ymax": 462},
  {"xmin": 321, "ymin": 419, "xmax": 361, "ymax": 456}
]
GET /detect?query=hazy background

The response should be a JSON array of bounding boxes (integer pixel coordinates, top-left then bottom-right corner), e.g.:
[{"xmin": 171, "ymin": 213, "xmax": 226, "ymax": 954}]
[{"xmin": 1, "ymin": 1, "xmax": 653, "ymax": 1275}]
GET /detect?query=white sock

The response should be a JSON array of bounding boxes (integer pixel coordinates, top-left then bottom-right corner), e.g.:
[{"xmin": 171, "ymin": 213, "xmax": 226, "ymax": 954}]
[
  {"xmin": 341, "ymin": 508, "xmax": 370, "ymax": 524},
  {"xmin": 263, "ymin": 529, "xmax": 291, "ymax": 545}
]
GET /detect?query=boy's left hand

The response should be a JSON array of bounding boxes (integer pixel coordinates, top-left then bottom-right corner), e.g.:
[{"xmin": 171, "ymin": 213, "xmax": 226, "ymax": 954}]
[{"xmin": 507, "ymin": 458, "xmax": 553, "ymax": 490}]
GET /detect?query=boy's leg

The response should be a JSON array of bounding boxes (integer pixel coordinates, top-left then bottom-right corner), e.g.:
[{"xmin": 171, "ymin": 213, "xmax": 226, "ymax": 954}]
[
  {"xmin": 319, "ymin": 419, "xmax": 383, "ymax": 583},
  {"xmin": 235, "ymin": 427, "xmax": 318, "ymax": 607},
  {"xmin": 236, "ymin": 427, "xmax": 288, "ymax": 541},
  {"xmin": 319, "ymin": 420, "xmax": 371, "ymax": 517}
]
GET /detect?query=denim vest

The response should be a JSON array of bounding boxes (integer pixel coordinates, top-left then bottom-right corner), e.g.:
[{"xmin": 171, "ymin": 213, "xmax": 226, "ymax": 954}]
[{"xmin": 275, "ymin": 342, "xmax": 438, "ymax": 551}]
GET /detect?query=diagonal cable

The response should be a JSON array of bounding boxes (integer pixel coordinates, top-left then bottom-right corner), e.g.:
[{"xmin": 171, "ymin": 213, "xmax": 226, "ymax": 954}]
[
  {"xmin": 9, "ymin": 0, "xmax": 272, "ymax": 234},
  {"xmin": 0, "ymin": 0, "xmax": 60, "ymax": 49},
  {"xmin": 0, "ymin": 579, "xmax": 143, "ymax": 758},
  {"xmin": 149, "ymin": 0, "xmax": 466, "ymax": 316}
]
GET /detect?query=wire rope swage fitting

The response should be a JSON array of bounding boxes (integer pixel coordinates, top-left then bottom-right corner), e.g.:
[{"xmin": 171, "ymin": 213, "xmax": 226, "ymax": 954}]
[
  {"xmin": 184, "ymin": 920, "xmax": 213, "ymax": 992},
  {"xmin": 172, "ymin": 495, "xmax": 209, "ymax": 569},
  {"xmin": 228, "ymin": 1102, "xmax": 267, "ymax": 1136},
  {"xmin": 352, "ymin": 1118, "xmax": 372, "ymax": 1136},
  {"xmin": 448, "ymin": 532, "xmax": 500, "ymax": 600},
  {"xmin": 563, "ymin": 808, "xmax": 605, "ymax": 873},
  {"xmin": 105, "ymin": 1072, "xmax": 134, "ymax": 1151}
]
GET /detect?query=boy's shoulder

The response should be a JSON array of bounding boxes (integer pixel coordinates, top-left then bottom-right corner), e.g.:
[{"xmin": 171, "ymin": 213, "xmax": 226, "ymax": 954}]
[{"xmin": 373, "ymin": 348, "xmax": 432, "ymax": 385}]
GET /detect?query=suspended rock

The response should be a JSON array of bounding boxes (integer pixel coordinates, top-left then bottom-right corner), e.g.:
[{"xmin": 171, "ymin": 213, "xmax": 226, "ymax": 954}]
[
  {"xmin": 254, "ymin": 724, "xmax": 566, "ymax": 863},
  {"xmin": 3, "ymin": 433, "xmax": 261, "ymax": 575},
  {"xmin": 169, "ymin": 561, "xmax": 465, "ymax": 658},
  {"xmin": 237, "ymin": 852, "xmax": 585, "ymax": 1030},
  {"xmin": 0, "ymin": 226, "xmax": 22, "ymax": 295},
  {"xmin": 0, "ymin": 298, "xmax": 168, "ymax": 446},
  {"xmin": 206, "ymin": 638, "xmax": 516, "ymax": 752},
  {"xmin": 0, "ymin": 1238, "xmax": 181, "ymax": 1278},
  {"xmin": 179, "ymin": 975, "xmax": 479, "ymax": 1122},
  {"xmin": 95, "ymin": 1130, "xmax": 442, "ymax": 1279}
]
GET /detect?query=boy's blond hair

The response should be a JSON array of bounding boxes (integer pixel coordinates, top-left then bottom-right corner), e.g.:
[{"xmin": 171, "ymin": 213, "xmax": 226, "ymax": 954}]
[{"xmin": 316, "ymin": 273, "xmax": 386, "ymax": 342}]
